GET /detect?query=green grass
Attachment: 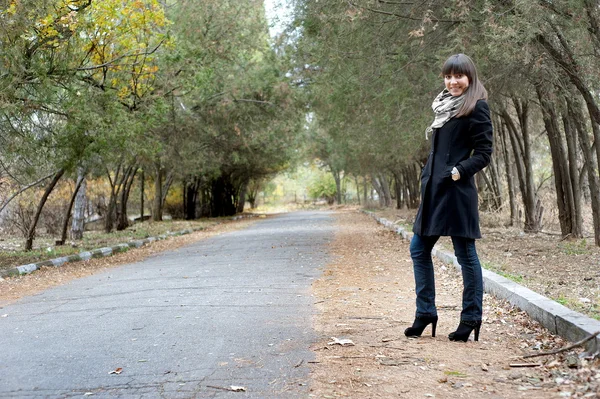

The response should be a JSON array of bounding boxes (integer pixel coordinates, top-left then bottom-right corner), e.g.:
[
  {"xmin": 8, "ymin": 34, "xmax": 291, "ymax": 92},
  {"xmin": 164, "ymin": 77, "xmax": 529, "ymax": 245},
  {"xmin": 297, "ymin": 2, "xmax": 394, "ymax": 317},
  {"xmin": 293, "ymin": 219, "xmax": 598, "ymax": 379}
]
[
  {"xmin": 554, "ymin": 295, "xmax": 569, "ymax": 306},
  {"xmin": 481, "ymin": 261, "xmax": 525, "ymax": 283},
  {"xmin": 559, "ymin": 239, "xmax": 590, "ymax": 255},
  {"xmin": 444, "ymin": 371, "xmax": 468, "ymax": 378},
  {"xmin": 0, "ymin": 219, "xmax": 220, "ymax": 271},
  {"xmin": 551, "ymin": 295, "xmax": 600, "ymax": 320}
]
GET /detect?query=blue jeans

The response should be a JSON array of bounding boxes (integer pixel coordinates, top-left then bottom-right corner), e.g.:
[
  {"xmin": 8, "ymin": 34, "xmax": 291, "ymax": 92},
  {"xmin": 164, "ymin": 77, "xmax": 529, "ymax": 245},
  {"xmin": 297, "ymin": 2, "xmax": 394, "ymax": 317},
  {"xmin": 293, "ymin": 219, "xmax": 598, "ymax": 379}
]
[{"xmin": 409, "ymin": 234, "xmax": 483, "ymax": 322}]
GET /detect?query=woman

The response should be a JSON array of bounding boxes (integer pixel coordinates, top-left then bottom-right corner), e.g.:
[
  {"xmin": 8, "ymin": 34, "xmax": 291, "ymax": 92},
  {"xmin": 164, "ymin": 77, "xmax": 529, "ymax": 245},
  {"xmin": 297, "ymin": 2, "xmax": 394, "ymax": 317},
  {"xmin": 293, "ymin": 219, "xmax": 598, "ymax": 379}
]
[{"xmin": 404, "ymin": 53, "xmax": 493, "ymax": 342}]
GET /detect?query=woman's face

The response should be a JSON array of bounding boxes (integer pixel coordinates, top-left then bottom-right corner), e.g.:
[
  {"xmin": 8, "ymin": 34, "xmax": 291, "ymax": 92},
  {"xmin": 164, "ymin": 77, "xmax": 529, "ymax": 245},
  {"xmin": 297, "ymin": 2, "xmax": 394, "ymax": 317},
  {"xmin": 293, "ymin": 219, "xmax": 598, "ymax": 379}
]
[{"xmin": 444, "ymin": 72, "xmax": 469, "ymax": 96}]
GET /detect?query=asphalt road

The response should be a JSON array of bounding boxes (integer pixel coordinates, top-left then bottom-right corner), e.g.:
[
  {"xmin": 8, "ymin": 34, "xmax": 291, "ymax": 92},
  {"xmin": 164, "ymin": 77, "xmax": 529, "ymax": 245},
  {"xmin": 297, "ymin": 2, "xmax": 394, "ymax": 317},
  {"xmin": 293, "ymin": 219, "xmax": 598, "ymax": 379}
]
[{"xmin": 0, "ymin": 212, "xmax": 333, "ymax": 398}]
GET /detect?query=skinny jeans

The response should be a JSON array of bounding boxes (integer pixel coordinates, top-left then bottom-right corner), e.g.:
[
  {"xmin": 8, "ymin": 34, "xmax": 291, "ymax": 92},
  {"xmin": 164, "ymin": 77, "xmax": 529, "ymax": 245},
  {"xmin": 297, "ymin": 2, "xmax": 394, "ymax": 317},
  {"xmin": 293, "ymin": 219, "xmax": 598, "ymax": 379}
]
[{"xmin": 409, "ymin": 233, "xmax": 483, "ymax": 322}]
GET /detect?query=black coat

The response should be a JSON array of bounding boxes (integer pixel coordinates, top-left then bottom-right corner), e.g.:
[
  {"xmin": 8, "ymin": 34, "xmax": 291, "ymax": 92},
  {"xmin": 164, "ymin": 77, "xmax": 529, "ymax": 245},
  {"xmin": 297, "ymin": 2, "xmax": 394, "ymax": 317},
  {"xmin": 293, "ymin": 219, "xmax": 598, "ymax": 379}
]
[{"xmin": 413, "ymin": 99, "xmax": 493, "ymax": 239}]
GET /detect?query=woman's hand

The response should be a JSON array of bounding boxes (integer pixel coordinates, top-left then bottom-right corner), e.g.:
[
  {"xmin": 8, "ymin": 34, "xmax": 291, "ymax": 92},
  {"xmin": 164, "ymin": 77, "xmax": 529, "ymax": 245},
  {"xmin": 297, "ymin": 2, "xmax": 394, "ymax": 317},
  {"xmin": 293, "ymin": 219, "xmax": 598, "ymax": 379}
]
[{"xmin": 451, "ymin": 167, "xmax": 461, "ymax": 181}]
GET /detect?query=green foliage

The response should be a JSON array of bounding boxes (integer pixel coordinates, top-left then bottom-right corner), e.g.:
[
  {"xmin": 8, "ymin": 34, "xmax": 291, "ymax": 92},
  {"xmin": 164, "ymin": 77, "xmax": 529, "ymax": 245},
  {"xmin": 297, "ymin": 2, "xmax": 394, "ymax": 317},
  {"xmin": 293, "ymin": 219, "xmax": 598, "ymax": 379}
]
[
  {"xmin": 481, "ymin": 261, "xmax": 525, "ymax": 283},
  {"xmin": 1, "ymin": 0, "xmax": 306, "ymax": 222},
  {"xmin": 307, "ymin": 172, "xmax": 337, "ymax": 204},
  {"xmin": 559, "ymin": 240, "xmax": 590, "ymax": 256}
]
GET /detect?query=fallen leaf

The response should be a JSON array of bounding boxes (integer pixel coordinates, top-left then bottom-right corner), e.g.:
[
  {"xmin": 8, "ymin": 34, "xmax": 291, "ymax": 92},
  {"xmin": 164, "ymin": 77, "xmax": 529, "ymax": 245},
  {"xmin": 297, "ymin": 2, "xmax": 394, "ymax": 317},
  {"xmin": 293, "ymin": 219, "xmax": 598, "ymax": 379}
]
[
  {"xmin": 1, "ymin": 314, "xmax": 7, "ymax": 318},
  {"xmin": 230, "ymin": 386, "xmax": 246, "ymax": 392},
  {"xmin": 108, "ymin": 367, "xmax": 123, "ymax": 375}
]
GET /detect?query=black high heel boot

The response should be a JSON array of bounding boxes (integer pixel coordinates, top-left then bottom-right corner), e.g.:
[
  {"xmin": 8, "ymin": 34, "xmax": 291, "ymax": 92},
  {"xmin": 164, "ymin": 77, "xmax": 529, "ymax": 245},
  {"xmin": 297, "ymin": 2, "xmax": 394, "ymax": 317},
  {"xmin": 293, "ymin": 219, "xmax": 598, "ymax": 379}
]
[
  {"xmin": 448, "ymin": 320, "xmax": 482, "ymax": 342},
  {"xmin": 404, "ymin": 315, "xmax": 438, "ymax": 337}
]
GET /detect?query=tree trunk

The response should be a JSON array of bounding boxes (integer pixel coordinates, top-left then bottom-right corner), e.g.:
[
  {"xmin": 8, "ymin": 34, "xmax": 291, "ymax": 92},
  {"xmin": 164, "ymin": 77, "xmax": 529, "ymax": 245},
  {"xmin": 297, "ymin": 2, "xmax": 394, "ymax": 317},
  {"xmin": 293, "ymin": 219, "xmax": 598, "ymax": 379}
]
[
  {"xmin": 562, "ymin": 108, "xmax": 583, "ymax": 238},
  {"xmin": 393, "ymin": 171, "xmax": 403, "ymax": 209},
  {"xmin": 71, "ymin": 170, "xmax": 87, "ymax": 240},
  {"xmin": 567, "ymin": 96, "xmax": 600, "ymax": 246},
  {"xmin": 501, "ymin": 105, "xmax": 540, "ymax": 232},
  {"xmin": 379, "ymin": 173, "xmax": 392, "ymax": 207},
  {"xmin": 498, "ymin": 120, "xmax": 517, "ymax": 226},
  {"xmin": 116, "ymin": 166, "xmax": 138, "ymax": 231},
  {"xmin": 185, "ymin": 178, "xmax": 199, "ymax": 220},
  {"xmin": 211, "ymin": 175, "xmax": 236, "ymax": 217},
  {"xmin": 370, "ymin": 174, "xmax": 386, "ymax": 207},
  {"xmin": 153, "ymin": 163, "xmax": 163, "ymax": 222},
  {"xmin": 140, "ymin": 170, "xmax": 145, "ymax": 222},
  {"xmin": 354, "ymin": 176, "xmax": 361, "ymax": 205},
  {"xmin": 411, "ymin": 163, "xmax": 421, "ymax": 209},
  {"xmin": 161, "ymin": 171, "xmax": 174, "ymax": 211},
  {"xmin": 57, "ymin": 175, "xmax": 85, "ymax": 245},
  {"xmin": 236, "ymin": 178, "xmax": 249, "ymax": 214},
  {"xmin": 537, "ymin": 86, "xmax": 575, "ymax": 236},
  {"xmin": 104, "ymin": 165, "xmax": 122, "ymax": 233},
  {"xmin": 488, "ymin": 155, "xmax": 503, "ymax": 210},
  {"xmin": 25, "ymin": 169, "xmax": 65, "ymax": 250},
  {"xmin": 331, "ymin": 168, "xmax": 342, "ymax": 205}
]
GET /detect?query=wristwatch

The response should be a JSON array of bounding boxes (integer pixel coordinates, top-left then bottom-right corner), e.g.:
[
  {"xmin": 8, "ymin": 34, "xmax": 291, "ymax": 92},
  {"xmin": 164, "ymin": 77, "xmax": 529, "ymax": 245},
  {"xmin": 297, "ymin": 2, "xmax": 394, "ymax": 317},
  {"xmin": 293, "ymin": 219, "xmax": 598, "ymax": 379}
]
[{"xmin": 451, "ymin": 167, "xmax": 460, "ymax": 181}]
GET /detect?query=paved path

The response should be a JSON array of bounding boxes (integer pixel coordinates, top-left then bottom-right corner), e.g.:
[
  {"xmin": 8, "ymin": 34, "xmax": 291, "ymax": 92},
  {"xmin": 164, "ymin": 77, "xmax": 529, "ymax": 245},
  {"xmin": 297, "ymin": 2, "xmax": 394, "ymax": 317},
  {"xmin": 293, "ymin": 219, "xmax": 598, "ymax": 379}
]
[{"xmin": 0, "ymin": 212, "xmax": 333, "ymax": 398}]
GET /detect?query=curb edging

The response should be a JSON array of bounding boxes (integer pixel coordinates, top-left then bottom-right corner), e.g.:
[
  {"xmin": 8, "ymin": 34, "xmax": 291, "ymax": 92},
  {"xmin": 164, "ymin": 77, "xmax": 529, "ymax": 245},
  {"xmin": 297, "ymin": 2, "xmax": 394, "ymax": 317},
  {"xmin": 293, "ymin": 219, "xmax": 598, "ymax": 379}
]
[
  {"xmin": 0, "ymin": 214, "xmax": 262, "ymax": 280},
  {"xmin": 364, "ymin": 210, "xmax": 600, "ymax": 353},
  {"xmin": 0, "ymin": 227, "xmax": 211, "ymax": 279}
]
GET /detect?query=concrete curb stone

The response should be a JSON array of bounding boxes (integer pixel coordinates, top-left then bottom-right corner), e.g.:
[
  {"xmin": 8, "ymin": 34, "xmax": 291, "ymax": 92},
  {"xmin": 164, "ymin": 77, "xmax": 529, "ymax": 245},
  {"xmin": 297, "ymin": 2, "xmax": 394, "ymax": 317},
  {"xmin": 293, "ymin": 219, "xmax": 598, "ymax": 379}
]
[
  {"xmin": 0, "ymin": 214, "xmax": 261, "ymax": 279},
  {"xmin": 0, "ymin": 226, "xmax": 206, "ymax": 279},
  {"xmin": 363, "ymin": 210, "xmax": 600, "ymax": 353}
]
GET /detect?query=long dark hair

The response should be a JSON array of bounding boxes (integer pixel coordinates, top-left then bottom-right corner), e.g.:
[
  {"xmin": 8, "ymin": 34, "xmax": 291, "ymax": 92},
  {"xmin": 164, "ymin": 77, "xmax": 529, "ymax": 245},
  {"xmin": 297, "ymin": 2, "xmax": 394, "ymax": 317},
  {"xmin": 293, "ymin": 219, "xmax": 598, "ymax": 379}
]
[{"xmin": 441, "ymin": 54, "xmax": 488, "ymax": 117}]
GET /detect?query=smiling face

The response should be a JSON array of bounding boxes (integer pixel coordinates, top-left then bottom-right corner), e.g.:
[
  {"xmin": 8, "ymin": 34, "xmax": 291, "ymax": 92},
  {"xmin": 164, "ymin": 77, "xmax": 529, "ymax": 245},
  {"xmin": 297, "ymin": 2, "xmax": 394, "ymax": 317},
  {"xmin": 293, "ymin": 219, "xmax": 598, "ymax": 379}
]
[{"xmin": 444, "ymin": 72, "xmax": 469, "ymax": 97}]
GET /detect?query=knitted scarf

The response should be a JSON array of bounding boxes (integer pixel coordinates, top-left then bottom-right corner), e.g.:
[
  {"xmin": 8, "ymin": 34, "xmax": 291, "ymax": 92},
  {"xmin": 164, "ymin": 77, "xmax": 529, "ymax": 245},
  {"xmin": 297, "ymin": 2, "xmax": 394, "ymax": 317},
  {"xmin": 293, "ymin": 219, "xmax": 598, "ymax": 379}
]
[{"xmin": 425, "ymin": 89, "xmax": 465, "ymax": 139}]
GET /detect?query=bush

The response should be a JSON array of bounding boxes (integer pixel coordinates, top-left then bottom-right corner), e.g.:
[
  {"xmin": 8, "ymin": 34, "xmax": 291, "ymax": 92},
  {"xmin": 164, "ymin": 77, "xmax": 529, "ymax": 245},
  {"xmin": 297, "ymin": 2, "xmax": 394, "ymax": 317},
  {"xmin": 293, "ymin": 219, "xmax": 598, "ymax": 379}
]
[{"xmin": 308, "ymin": 173, "xmax": 337, "ymax": 205}]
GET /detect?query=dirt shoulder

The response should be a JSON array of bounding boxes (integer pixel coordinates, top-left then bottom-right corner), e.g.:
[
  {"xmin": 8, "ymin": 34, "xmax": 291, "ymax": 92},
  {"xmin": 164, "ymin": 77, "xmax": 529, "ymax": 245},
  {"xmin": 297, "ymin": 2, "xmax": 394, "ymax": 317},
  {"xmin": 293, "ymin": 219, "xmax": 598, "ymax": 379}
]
[
  {"xmin": 309, "ymin": 210, "xmax": 599, "ymax": 398},
  {"xmin": 0, "ymin": 217, "xmax": 260, "ymax": 305}
]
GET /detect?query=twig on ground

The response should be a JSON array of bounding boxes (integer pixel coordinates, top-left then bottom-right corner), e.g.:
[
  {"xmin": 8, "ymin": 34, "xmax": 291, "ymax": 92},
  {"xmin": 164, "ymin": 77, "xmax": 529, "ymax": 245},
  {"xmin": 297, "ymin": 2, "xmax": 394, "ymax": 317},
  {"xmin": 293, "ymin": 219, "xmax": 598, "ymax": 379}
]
[
  {"xmin": 522, "ymin": 331, "xmax": 600, "ymax": 359},
  {"xmin": 509, "ymin": 363, "xmax": 542, "ymax": 368}
]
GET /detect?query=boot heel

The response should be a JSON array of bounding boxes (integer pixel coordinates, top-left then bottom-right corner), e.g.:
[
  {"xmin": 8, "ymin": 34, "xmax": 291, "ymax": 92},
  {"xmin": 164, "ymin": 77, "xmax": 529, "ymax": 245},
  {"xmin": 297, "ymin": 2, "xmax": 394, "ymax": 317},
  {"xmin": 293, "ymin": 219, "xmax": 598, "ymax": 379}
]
[
  {"xmin": 448, "ymin": 320, "xmax": 482, "ymax": 342},
  {"xmin": 404, "ymin": 315, "xmax": 438, "ymax": 338}
]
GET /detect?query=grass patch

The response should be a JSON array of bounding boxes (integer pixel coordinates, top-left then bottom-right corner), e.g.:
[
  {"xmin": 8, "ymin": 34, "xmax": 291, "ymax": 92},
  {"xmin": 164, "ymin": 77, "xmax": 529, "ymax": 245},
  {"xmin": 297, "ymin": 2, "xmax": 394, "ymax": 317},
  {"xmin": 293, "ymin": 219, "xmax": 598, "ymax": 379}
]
[
  {"xmin": 554, "ymin": 295, "xmax": 569, "ymax": 306},
  {"xmin": 444, "ymin": 371, "xmax": 468, "ymax": 378},
  {"xmin": 0, "ymin": 219, "xmax": 221, "ymax": 271},
  {"xmin": 550, "ymin": 295, "xmax": 600, "ymax": 320},
  {"xmin": 481, "ymin": 261, "xmax": 525, "ymax": 283},
  {"xmin": 559, "ymin": 239, "xmax": 590, "ymax": 255}
]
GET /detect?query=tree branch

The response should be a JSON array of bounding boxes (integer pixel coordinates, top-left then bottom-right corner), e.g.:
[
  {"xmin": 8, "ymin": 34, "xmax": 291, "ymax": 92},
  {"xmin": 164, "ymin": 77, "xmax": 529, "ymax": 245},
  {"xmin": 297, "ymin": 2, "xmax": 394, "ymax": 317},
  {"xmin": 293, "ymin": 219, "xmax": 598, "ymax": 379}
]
[
  {"xmin": 522, "ymin": 331, "xmax": 600, "ymax": 358},
  {"xmin": 76, "ymin": 40, "xmax": 165, "ymax": 71},
  {"xmin": 347, "ymin": 1, "xmax": 463, "ymax": 23},
  {"xmin": 0, "ymin": 171, "xmax": 57, "ymax": 215}
]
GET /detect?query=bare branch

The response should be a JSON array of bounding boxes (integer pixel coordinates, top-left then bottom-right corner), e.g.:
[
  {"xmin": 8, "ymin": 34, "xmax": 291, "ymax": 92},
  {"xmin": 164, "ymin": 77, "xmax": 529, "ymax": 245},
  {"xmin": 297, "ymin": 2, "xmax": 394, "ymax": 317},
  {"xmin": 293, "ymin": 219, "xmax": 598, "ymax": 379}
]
[
  {"xmin": 76, "ymin": 40, "xmax": 165, "ymax": 71},
  {"xmin": 522, "ymin": 331, "xmax": 600, "ymax": 358},
  {"xmin": 0, "ymin": 171, "xmax": 57, "ymax": 215}
]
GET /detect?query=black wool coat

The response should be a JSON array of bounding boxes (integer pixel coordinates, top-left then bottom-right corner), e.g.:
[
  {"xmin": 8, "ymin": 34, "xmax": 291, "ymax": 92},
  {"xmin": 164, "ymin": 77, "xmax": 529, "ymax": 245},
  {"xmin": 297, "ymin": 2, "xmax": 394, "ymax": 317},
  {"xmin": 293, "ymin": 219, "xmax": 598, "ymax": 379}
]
[{"xmin": 413, "ymin": 99, "xmax": 493, "ymax": 239}]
